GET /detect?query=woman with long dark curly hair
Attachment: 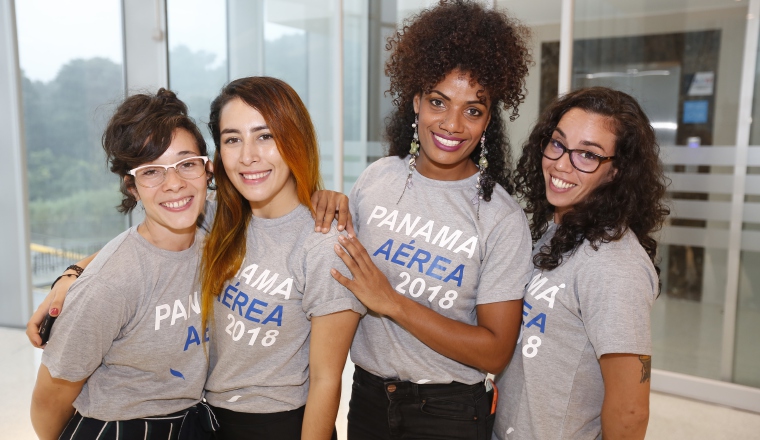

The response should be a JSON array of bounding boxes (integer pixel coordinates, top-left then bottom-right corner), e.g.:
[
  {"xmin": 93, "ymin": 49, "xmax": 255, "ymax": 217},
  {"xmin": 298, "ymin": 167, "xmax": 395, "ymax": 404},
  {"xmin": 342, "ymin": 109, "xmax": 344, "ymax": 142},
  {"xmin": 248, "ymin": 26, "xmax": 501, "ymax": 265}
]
[
  {"xmin": 322, "ymin": 1, "xmax": 534, "ymax": 438},
  {"xmin": 493, "ymin": 87, "xmax": 670, "ymax": 440}
]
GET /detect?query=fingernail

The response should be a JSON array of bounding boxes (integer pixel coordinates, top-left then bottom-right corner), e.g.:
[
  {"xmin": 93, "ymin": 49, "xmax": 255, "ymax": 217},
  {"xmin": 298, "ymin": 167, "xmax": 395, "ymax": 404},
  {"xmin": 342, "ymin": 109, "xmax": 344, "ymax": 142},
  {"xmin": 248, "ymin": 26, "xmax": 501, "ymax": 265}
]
[
  {"xmin": 50, "ymin": 308, "xmax": 59, "ymax": 316},
  {"xmin": 338, "ymin": 225, "xmax": 344, "ymax": 231}
]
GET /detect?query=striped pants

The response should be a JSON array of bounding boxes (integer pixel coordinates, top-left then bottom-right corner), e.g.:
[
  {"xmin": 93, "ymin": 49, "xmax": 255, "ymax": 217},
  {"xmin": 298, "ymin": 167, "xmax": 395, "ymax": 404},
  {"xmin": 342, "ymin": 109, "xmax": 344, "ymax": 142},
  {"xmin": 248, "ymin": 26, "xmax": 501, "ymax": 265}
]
[{"xmin": 58, "ymin": 403, "xmax": 218, "ymax": 440}]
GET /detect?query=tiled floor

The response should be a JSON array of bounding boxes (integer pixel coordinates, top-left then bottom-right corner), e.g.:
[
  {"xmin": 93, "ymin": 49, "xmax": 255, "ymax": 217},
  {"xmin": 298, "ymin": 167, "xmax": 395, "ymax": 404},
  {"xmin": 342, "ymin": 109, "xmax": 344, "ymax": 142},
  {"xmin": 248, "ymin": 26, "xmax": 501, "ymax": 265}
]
[{"xmin": 4, "ymin": 326, "xmax": 760, "ymax": 440}]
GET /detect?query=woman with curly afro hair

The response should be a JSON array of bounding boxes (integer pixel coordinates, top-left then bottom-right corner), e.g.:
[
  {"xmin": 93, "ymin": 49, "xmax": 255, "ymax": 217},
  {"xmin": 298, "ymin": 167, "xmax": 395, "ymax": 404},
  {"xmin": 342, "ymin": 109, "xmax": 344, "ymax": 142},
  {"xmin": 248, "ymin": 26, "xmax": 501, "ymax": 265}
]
[
  {"xmin": 494, "ymin": 87, "xmax": 670, "ymax": 440},
  {"xmin": 323, "ymin": 1, "xmax": 534, "ymax": 438}
]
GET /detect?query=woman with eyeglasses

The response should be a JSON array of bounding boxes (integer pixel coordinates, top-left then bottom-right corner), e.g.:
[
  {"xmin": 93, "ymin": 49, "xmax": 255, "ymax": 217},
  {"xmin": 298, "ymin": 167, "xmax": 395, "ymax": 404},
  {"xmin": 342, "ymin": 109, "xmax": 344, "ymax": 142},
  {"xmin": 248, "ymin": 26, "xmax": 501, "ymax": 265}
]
[
  {"xmin": 493, "ymin": 87, "xmax": 670, "ymax": 440},
  {"xmin": 31, "ymin": 89, "xmax": 217, "ymax": 440}
]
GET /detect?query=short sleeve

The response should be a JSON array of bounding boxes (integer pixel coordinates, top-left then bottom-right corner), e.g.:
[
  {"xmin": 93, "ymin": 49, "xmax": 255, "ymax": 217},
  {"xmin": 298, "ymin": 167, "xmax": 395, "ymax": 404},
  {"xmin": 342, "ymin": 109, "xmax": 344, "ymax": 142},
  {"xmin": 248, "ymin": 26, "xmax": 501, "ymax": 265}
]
[
  {"xmin": 577, "ymin": 242, "xmax": 657, "ymax": 358},
  {"xmin": 475, "ymin": 208, "xmax": 533, "ymax": 305},
  {"xmin": 42, "ymin": 277, "xmax": 132, "ymax": 382},
  {"xmin": 300, "ymin": 230, "xmax": 367, "ymax": 319}
]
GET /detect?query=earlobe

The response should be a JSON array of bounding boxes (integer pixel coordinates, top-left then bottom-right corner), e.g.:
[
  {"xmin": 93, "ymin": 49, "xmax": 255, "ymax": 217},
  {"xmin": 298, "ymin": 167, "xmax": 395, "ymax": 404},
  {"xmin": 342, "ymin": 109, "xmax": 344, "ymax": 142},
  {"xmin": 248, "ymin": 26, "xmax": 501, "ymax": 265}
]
[
  {"xmin": 126, "ymin": 178, "xmax": 140, "ymax": 201},
  {"xmin": 607, "ymin": 166, "xmax": 618, "ymax": 182}
]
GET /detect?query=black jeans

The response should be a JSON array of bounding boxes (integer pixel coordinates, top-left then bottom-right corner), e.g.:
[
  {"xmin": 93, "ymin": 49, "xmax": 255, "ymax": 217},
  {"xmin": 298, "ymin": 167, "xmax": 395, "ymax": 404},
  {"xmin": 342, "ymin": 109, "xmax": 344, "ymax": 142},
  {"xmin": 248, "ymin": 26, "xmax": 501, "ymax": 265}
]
[
  {"xmin": 210, "ymin": 405, "xmax": 337, "ymax": 440},
  {"xmin": 348, "ymin": 366, "xmax": 495, "ymax": 440}
]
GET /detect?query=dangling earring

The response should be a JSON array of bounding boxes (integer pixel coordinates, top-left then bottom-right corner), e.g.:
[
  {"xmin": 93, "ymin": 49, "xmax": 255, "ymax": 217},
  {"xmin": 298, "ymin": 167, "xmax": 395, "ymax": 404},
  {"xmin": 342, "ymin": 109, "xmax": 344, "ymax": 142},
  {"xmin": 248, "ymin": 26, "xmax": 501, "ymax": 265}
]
[
  {"xmin": 207, "ymin": 172, "xmax": 217, "ymax": 191},
  {"xmin": 473, "ymin": 133, "xmax": 488, "ymax": 218},
  {"xmin": 398, "ymin": 114, "xmax": 420, "ymax": 204}
]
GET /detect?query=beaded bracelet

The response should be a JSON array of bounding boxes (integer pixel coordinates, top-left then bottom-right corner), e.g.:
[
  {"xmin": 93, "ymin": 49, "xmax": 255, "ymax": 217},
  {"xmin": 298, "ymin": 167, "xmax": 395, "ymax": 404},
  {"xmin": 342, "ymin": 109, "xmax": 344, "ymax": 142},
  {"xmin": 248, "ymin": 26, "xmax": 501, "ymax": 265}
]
[{"xmin": 65, "ymin": 264, "xmax": 85, "ymax": 277}]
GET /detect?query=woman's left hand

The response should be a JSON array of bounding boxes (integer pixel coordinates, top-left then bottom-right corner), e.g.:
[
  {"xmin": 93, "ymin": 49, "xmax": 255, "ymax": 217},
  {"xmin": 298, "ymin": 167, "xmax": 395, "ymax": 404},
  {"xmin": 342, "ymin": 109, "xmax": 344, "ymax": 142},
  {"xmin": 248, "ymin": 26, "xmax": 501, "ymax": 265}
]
[
  {"xmin": 331, "ymin": 235, "xmax": 400, "ymax": 317},
  {"xmin": 311, "ymin": 190, "xmax": 354, "ymax": 235}
]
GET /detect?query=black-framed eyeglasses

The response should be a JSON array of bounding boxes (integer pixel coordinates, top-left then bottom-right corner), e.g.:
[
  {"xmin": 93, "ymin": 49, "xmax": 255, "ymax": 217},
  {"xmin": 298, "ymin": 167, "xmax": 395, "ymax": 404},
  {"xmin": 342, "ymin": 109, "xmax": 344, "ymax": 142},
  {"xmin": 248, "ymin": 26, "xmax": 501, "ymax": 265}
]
[
  {"xmin": 127, "ymin": 156, "xmax": 209, "ymax": 188},
  {"xmin": 542, "ymin": 138, "xmax": 614, "ymax": 173}
]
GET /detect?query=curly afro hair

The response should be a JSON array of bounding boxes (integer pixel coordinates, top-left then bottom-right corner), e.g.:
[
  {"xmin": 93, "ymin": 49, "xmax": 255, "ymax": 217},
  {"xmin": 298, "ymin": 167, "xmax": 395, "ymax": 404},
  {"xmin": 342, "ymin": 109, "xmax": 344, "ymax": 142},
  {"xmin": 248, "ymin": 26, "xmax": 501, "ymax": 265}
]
[
  {"xmin": 385, "ymin": 0, "xmax": 532, "ymax": 198},
  {"xmin": 514, "ymin": 87, "xmax": 670, "ymax": 277}
]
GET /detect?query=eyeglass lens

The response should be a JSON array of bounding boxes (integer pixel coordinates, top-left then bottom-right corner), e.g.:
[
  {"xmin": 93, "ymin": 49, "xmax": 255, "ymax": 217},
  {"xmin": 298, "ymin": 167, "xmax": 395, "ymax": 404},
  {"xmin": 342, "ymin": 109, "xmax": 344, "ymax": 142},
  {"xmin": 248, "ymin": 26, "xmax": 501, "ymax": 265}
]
[
  {"xmin": 543, "ymin": 139, "xmax": 601, "ymax": 173},
  {"xmin": 134, "ymin": 158, "xmax": 206, "ymax": 187}
]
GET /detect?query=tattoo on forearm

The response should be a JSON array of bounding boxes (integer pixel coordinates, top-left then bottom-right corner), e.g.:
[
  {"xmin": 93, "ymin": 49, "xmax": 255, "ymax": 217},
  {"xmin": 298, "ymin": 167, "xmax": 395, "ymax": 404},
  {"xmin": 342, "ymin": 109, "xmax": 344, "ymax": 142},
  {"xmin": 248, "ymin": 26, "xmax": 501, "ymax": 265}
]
[{"xmin": 639, "ymin": 355, "xmax": 651, "ymax": 383}]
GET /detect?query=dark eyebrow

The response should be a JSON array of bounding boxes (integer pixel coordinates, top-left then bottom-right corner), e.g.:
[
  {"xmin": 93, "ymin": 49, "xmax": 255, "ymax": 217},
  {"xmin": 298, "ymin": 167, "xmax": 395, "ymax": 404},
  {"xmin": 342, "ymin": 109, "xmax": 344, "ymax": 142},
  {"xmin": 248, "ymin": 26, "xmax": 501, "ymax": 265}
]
[
  {"xmin": 430, "ymin": 89, "xmax": 485, "ymax": 106},
  {"xmin": 220, "ymin": 125, "xmax": 269, "ymax": 135},
  {"xmin": 220, "ymin": 128, "xmax": 239, "ymax": 135},
  {"xmin": 554, "ymin": 126, "xmax": 608, "ymax": 153}
]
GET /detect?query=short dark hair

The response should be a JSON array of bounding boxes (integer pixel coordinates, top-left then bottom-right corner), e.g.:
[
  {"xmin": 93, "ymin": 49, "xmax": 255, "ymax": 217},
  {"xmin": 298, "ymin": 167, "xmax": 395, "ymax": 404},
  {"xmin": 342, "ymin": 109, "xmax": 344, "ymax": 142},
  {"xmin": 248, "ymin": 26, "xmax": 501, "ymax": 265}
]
[
  {"xmin": 384, "ymin": 0, "xmax": 532, "ymax": 198},
  {"xmin": 102, "ymin": 88, "xmax": 207, "ymax": 213},
  {"xmin": 514, "ymin": 87, "xmax": 670, "ymax": 275}
]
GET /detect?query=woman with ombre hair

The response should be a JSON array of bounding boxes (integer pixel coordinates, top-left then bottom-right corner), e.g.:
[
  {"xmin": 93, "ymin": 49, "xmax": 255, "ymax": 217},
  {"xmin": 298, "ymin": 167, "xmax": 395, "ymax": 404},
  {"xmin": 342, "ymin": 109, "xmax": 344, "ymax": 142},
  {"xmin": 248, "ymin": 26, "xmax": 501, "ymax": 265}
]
[{"xmin": 200, "ymin": 77, "xmax": 365, "ymax": 440}]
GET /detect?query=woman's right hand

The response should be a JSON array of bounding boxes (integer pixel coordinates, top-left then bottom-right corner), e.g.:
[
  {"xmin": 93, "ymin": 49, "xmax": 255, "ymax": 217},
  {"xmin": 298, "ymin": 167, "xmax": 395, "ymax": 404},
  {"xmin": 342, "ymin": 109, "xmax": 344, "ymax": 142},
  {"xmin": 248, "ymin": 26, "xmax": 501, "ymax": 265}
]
[
  {"xmin": 26, "ymin": 253, "xmax": 97, "ymax": 348},
  {"xmin": 26, "ymin": 275, "xmax": 76, "ymax": 348},
  {"xmin": 311, "ymin": 190, "xmax": 354, "ymax": 235}
]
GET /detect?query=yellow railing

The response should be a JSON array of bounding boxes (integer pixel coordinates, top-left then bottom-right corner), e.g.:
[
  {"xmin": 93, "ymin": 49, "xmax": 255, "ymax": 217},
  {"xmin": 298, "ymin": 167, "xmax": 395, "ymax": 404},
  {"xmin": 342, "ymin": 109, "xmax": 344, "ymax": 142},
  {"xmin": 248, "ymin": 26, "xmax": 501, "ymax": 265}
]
[{"xmin": 30, "ymin": 243, "xmax": 87, "ymax": 261}]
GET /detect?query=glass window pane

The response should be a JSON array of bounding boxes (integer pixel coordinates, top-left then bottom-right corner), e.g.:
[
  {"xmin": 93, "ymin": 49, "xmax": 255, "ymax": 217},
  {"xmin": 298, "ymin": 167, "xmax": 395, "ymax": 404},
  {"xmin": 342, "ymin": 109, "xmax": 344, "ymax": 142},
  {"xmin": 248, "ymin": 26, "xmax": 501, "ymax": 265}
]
[
  {"xmin": 269, "ymin": 0, "xmax": 344, "ymax": 189},
  {"xmin": 737, "ymin": 20, "xmax": 760, "ymax": 389},
  {"xmin": 342, "ymin": 0, "xmax": 369, "ymax": 192},
  {"xmin": 366, "ymin": 0, "xmax": 400, "ymax": 164},
  {"xmin": 736, "ymin": 249, "xmax": 760, "ymax": 387},
  {"xmin": 16, "ymin": 0, "xmax": 125, "ymax": 288},
  {"xmin": 498, "ymin": 0, "xmax": 563, "ymax": 164},
  {"xmin": 167, "ymin": 0, "xmax": 228, "ymax": 145},
  {"xmin": 568, "ymin": 0, "xmax": 750, "ymax": 382}
]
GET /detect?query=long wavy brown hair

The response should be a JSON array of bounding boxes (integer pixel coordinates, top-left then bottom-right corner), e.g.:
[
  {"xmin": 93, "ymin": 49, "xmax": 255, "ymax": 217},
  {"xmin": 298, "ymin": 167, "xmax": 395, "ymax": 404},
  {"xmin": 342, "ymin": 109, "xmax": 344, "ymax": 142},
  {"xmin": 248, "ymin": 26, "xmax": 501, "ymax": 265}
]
[
  {"xmin": 514, "ymin": 87, "xmax": 670, "ymax": 275},
  {"xmin": 200, "ymin": 77, "xmax": 322, "ymax": 331},
  {"xmin": 385, "ymin": 0, "xmax": 532, "ymax": 197}
]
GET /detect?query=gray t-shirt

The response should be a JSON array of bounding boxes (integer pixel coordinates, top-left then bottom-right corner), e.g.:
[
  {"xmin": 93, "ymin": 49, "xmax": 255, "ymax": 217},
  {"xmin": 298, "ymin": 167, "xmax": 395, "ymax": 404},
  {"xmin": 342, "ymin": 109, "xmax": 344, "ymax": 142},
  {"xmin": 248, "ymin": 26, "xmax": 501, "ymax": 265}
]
[
  {"xmin": 204, "ymin": 204, "xmax": 366, "ymax": 413},
  {"xmin": 349, "ymin": 156, "xmax": 532, "ymax": 385},
  {"xmin": 494, "ymin": 223, "xmax": 657, "ymax": 440},
  {"xmin": 43, "ymin": 226, "xmax": 207, "ymax": 421}
]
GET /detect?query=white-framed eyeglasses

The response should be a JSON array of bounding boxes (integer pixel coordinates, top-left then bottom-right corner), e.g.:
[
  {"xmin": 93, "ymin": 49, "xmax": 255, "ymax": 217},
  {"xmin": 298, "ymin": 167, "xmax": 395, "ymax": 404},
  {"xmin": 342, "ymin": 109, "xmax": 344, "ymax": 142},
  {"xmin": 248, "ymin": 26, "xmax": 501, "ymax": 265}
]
[{"xmin": 127, "ymin": 156, "xmax": 209, "ymax": 188}]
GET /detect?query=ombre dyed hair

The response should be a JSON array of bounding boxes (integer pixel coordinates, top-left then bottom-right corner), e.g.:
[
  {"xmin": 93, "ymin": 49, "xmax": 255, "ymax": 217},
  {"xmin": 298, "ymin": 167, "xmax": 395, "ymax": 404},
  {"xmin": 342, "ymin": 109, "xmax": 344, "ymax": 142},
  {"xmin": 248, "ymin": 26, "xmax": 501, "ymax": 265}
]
[{"xmin": 201, "ymin": 77, "xmax": 323, "ymax": 330}]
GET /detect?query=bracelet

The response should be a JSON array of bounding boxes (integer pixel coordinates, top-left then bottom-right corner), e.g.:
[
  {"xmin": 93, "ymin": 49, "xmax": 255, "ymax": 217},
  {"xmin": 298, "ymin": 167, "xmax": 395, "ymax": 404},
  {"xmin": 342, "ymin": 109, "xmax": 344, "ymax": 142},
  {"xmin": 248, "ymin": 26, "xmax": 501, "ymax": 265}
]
[
  {"xmin": 65, "ymin": 264, "xmax": 85, "ymax": 277},
  {"xmin": 50, "ymin": 273, "xmax": 78, "ymax": 290}
]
